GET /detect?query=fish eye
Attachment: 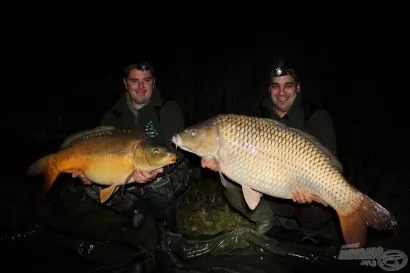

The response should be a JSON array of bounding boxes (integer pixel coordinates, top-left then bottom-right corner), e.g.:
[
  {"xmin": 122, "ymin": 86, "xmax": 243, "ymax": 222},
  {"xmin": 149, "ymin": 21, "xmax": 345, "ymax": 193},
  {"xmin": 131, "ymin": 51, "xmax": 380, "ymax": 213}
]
[
  {"xmin": 189, "ymin": 129, "xmax": 197, "ymax": 136},
  {"xmin": 152, "ymin": 148, "xmax": 159, "ymax": 154}
]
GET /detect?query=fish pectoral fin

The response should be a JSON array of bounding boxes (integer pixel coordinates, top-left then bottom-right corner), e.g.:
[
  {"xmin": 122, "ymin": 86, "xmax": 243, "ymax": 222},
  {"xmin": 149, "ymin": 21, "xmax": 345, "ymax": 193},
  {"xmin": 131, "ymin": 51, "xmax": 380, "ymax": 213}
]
[
  {"xmin": 99, "ymin": 185, "xmax": 119, "ymax": 203},
  {"xmin": 218, "ymin": 171, "xmax": 229, "ymax": 188},
  {"xmin": 127, "ymin": 168, "xmax": 140, "ymax": 184},
  {"xmin": 242, "ymin": 185, "xmax": 263, "ymax": 210},
  {"xmin": 120, "ymin": 168, "xmax": 139, "ymax": 194}
]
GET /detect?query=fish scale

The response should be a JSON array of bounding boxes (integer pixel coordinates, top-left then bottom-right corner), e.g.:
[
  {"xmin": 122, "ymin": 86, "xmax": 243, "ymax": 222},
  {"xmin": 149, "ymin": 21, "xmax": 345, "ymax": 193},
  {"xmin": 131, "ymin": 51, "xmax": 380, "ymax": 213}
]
[
  {"xmin": 172, "ymin": 113, "xmax": 397, "ymax": 247},
  {"xmin": 26, "ymin": 126, "xmax": 177, "ymax": 203},
  {"xmin": 219, "ymin": 115, "xmax": 349, "ymax": 208}
]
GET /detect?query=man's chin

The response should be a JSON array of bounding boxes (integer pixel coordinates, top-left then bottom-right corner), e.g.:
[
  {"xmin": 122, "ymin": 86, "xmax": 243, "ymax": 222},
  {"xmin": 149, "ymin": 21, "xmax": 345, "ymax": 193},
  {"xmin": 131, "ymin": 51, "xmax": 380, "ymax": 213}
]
[
  {"xmin": 274, "ymin": 104, "xmax": 291, "ymax": 112},
  {"xmin": 132, "ymin": 97, "xmax": 149, "ymax": 105}
]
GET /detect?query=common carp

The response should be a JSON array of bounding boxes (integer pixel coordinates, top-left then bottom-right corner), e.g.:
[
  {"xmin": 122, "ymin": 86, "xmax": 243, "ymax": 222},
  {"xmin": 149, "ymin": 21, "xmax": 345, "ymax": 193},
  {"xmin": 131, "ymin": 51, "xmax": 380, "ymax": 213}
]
[
  {"xmin": 171, "ymin": 113, "xmax": 397, "ymax": 247},
  {"xmin": 26, "ymin": 126, "xmax": 177, "ymax": 203}
]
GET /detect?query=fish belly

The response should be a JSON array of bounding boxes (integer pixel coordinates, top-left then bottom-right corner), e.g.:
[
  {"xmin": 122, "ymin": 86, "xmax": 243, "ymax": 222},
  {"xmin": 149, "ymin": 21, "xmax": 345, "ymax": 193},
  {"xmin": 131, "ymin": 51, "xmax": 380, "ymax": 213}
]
[
  {"xmin": 75, "ymin": 155, "xmax": 134, "ymax": 186},
  {"xmin": 210, "ymin": 114, "xmax": 361, "ymax": 213},
  {"xmin": 219, "ymin": 143, "xmax": 297, "ymax": 200},
  {"xmin": 219, "ymin": 140, "xmax": 359, "ymax": 214}
]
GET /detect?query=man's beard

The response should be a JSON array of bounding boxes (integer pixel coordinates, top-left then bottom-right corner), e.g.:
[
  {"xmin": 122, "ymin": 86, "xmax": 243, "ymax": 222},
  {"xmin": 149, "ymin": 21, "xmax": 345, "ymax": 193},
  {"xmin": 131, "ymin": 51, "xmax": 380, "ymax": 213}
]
[
  {"xmin": 132, "ymin": 96, "xmax": 149, "ymax": 105},
  {"xmin": 126, "ymin": 92, "xmax": 149, "ymax": 111},
  {"xmin": 130, "ymin": 91, "xmax": 149, "ymax": 105}
]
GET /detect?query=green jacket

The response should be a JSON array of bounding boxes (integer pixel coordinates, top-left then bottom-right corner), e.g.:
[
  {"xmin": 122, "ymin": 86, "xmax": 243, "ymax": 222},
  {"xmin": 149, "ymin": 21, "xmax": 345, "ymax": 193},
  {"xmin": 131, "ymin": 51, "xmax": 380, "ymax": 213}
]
[
  {"xmin": 84, "ymin": 87, "xmax": 189, "ymax": 220},
  {"xmin": 99, "ymin": 87, "xmax": 185, "ymax": 148},
  {"xmin": 260, "ymin": 94, "xmax": 338, "ymax": 156}
]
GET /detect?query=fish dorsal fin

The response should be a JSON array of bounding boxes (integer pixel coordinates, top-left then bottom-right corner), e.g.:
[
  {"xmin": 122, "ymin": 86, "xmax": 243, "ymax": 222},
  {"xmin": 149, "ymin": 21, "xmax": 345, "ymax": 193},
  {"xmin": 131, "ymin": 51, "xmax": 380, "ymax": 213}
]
[
  {"xmin": 242, "ymin": 185, "xmax": 263, "ymax": 210},
  {"xmin": 60, "ymin": 126, "xmax": 118, "ymax": 148},
  {"xmin": 268, "ymin": 119, "xmax": 344, "ymax": 172}
]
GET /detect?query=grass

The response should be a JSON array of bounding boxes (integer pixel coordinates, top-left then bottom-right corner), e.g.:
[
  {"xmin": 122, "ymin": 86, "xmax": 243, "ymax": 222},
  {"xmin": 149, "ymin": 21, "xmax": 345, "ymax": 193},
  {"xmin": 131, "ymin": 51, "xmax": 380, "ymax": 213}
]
[{"xmin": 176, "ymin": 168, "xmax": 254, "ymax": 236}]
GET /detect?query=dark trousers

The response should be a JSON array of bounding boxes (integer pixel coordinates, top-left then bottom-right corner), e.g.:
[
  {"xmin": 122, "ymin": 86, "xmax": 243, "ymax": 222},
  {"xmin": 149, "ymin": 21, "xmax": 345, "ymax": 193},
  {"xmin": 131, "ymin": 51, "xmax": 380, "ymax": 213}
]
[{"xmin": 222, "ymin": 181, "xmax": 339, "ymax": 239}]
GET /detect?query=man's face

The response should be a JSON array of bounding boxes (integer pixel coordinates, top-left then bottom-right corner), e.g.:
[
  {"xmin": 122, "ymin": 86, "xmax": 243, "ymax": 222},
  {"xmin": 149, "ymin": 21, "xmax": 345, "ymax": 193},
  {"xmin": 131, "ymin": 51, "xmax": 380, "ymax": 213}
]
[
  {"xmin": 123, "ymin": 69, "xmax": 155, "ymax": 105},
  {"xmin": 269, "ymin": 74, "xmax": 300, "ymax": 116}
]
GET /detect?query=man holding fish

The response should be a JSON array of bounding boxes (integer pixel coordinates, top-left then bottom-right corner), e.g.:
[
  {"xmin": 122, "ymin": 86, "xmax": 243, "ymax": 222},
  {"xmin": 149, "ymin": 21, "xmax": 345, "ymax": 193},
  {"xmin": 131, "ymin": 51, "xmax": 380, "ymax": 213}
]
[
  {"xmin": 199, "ymin": 59, "xmax": 343, "ymax": 244},
  {"xmin": 73, "ymin": 61, "xmax": 189, "ymax": 229}
]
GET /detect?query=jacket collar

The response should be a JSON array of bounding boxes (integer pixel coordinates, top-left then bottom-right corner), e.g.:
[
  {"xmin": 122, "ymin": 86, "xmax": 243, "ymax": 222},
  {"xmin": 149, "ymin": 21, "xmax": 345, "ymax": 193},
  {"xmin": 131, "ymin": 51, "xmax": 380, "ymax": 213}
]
[
  {"xmin": 147, "ymin": 86, "xmax": 163, "ymax": 107},
  {"xmin": 262, "ymin": 93, "xmax": 305, "ymax": 129}
]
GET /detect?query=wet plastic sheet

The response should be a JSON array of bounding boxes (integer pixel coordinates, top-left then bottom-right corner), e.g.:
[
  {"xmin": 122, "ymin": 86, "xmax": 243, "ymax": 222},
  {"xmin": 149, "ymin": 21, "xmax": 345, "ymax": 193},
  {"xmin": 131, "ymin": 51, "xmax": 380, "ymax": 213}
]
[
  {"xmin": 1, "ymin": 224, "xmax": 151, "ymax": 273},
  {"xmin": 159, "ymin": 228, "xmax": 387, "ymax": 273},
  {"xmin": 1, "ymin": 224, "xmax": 392, "ymax": 273}
]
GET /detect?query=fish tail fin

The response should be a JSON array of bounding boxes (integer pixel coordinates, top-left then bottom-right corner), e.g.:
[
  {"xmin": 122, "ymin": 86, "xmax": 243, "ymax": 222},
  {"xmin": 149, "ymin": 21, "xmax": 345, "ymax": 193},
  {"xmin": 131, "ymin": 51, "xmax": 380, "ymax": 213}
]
[
  {"xmin": 338, "ymin": 193, "xmax": 397, "ymax": 247},
  {"xmin": 26, "ymin": 155, "xmax": 50, "ymax": 176},
  {"xmin": 43, "ymin": 157, "xmax": 61, "ymax": 191},
  {"xmin": 359, "ymin": 193, "xmax": 398, "ymax": 231},
  {"xmin": 338, "ymin": 208, "xmax": 368, "ymax": 247},
  {"xmin": 26, "ymin": 154, "xmax": 61, "ymax": 192}
]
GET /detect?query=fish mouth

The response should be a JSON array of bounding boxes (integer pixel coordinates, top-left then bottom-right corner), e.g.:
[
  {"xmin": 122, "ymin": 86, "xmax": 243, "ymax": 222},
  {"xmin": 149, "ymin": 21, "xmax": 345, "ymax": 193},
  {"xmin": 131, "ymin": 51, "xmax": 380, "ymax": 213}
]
[
  {"xmin": 170, "ymin": 156, "xmax": 177, "ymax": 163},
  {"xmin": 161, "ymin": 155, "xmax": 178, "ymax": 170},
  {"xmin": 172, "ymin": 135, "xmax": 193, "ymax": 153},
  {"xmin": 172, "ymin": 135, "xmax": 183, "ymax": 151},
  {"xmin": 167, "ymin": 153, "xmax": 178, "ymax": 164},
  {"xmin": 171, "ymin": 135, "xmax": 180, "ymax": 146}
]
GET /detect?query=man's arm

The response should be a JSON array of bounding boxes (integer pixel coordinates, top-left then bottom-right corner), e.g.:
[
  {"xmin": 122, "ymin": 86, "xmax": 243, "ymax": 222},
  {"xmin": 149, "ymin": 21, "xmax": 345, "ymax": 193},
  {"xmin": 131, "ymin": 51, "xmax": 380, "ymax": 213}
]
[
  {"xmin": 99, "ymin": 109, "xmax": 118, "ymax": 127},
  {"xmin": 99, "ymin": 95, "xmax": 126, "ymax": 127},
  {"xmin": 307, "ymin": 109, "xmax": 338, "ymax": 156}
]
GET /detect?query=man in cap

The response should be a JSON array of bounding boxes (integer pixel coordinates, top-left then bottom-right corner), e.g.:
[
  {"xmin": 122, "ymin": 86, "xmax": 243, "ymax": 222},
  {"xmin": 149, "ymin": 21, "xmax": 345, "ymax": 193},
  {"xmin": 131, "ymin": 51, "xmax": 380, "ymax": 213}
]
[
  {"xmin": 74, "ymin": 61, "xmax": 189, "ymax": 229},
  {"xmin": 202, "ymin": 59, "xmax": 340, "ymax": 244}
]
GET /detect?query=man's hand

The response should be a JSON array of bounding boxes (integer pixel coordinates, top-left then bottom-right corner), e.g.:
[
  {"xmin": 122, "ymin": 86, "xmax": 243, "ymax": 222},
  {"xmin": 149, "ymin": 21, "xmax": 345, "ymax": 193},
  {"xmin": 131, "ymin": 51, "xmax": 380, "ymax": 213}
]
[
  {"xmin": 72, "ymin": 171, "xmax": 93, "ymax": 185},
  {"xmin": 201, "ymin": 158, "xmax": 220, "ymax": 172},
  {"xmin": 133, "ymin": 169, "xmax": 163, "ymax": 184},
  {"xmin": 291, "ymin": 189, "xmax": 328, "ymax": 207},
  {"xmin": 72, "ymin": 168, "xmax": 163, "ymax": 186}
]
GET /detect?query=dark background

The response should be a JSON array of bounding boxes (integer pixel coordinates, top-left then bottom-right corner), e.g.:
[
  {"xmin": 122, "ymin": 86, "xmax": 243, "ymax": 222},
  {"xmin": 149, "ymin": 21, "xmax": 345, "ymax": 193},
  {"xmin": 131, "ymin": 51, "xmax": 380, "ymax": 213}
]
[
  {"xmin": 3, "ymin": 20, "xmax": 408, "ymax": 166},
  {"xmin": 1, "ymin": 13, "xmax": 409, "ymax": 273},
  {"xmin": 0, "ymin": 15, "xmax": 408, "ymax": 216}
]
